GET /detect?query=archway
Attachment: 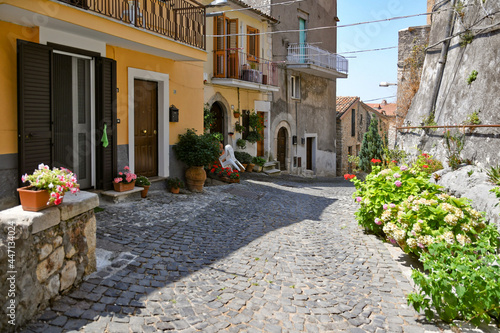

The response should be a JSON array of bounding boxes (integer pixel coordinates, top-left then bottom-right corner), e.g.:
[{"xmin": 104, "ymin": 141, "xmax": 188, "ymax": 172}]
[
  {"xmin": 210, "ymin": 102, "xmax": 226, "ymax": 145},
  {"xmin": 277, "ymin": 127, "xmax": 288, "ymax": 171}
]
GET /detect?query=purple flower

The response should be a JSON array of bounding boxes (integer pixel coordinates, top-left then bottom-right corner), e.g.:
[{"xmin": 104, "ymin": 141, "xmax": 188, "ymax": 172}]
[
  {"xmin": 356, "ymin": 197, "xmax": 362, "ymax": 203},
  {"xmin": 389, "ymin": 238, "xmax": 397, "ymax": 244},
  {"xmin": 395, "ymin": 180, "xmax": 402, "ymax": 187},
  {"xmin": 418, "ymin": 243, "xmax": 425, "ymax": 249},
  {"xmin": 400, "ymin": 165, "xmax": 408, "ymax": 171},
  {"xmin": 390, "ymin": 203, "xmax": 396, "ymax": 208},
  {"xmin": 383, "ymin": 204, "xmax": 388, "ymax": 210}
]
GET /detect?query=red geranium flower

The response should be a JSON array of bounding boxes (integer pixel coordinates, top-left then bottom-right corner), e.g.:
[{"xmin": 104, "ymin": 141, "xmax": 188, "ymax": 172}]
[{"xmin": 423, "ymin": 165, "xmax": 429, "ymax": 168}]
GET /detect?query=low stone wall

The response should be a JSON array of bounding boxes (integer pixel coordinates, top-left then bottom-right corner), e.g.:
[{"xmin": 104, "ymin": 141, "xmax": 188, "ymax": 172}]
[{"xmin": 0, "ymin": 191, "xmax": 98, "ymax": 332}]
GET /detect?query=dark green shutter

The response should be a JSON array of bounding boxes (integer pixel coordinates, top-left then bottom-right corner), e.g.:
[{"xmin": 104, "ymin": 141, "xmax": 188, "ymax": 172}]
[
  {"xmin": 95, "ymin": 57, "xmax": 117, "ymax": 190},
  {"xmin": 17, "ymin": 40, "xmax": 53, "ymax": 186}
]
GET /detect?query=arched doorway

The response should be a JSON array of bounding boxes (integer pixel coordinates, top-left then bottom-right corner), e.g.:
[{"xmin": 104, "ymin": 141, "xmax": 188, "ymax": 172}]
[
  {"xmin": 210, "ymin": 102, "xmax": 225, "ymax": 145},
  {"xmin": 277, "ymin": 127, "xmax": 287, "ymax": 171}
]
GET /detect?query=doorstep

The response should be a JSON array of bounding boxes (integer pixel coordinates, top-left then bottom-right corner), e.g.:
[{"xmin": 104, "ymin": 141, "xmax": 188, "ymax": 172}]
[{"xmin": 100, "ymin": 187, "xmax": 144, "ymax": 204}]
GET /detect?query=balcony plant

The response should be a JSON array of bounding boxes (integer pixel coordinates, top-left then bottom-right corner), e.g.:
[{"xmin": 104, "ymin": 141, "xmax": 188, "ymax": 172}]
[
  {"xmin": 233, "ymin": 109, "xmax": 240, "ymax": 118},
  {"xmin": 19, "ymin": 163, "xmax": 80, "ymax": 211},
  {"xmin": 166, "ymin": 177, "xmax": 184, "ymax": 194},
  {"xmin": 236, "ymin": 138, "xmax": 247, "ymax": 150},
  {"xmin": 173, "ymin": 129, "xmax": 220, "ymax": 191},
  {"xmin": 113, "ymin": 166, "xmax": 137, "ymax": 192},
  {"xmin": 135, "ymin": 176, "xmax": 151, "ymax": 198}
]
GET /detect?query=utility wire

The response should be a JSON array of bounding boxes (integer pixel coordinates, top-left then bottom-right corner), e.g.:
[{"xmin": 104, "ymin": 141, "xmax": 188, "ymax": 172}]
[
  {"xmin": 363, "ymin": 96, "xmax": 397, "ymax": 103},
  {"xmin": 337, "ymin": 46, "xmax": 397, "ymax": 55}
]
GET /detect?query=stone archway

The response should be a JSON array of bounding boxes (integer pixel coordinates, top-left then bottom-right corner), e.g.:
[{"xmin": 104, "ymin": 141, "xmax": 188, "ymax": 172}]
[
  {"xmin": 210, "ymin": 102, "xmax": 226, "ymax": 145},
  {"xmin": 207, "ymin": 93, "xmax": 231, "ymax": 145},
  {"xmin": 273, "ymin": 120, "xmax": 292, "ymax": 171}
]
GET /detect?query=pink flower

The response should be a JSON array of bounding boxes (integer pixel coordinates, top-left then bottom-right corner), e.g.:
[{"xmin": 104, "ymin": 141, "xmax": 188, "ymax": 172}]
[
  {"xmin": 56, "ymin": 185, "xmax": 63, "ymax": 192},
  {"xmin": 418, "ymin": 243, "xmax": 425, "ymax": 249},
  {"xmin": 124, "ymin": 166, "xmax": 130, "ymax": 170},
  {"xmin": 390, "ymin": 203, "xmax": 396, "ymax": 208},
  {"xmin": 389, "ymin": 238, "xmax": 396, "ymax": 244},
  {"xmin": 356, "ymin": 197, "xmax": 362, "ymax": 203},
  {"xmin": 119, "ymin": 172, "xmax": 123, "ymax": 175},
  {"xmin": 114, "ymin": 177, "xmax": 122, "ymax": 183},
  {"xmin": 375, "ymin": 218, "xmax": 382, "ymax": 225},
  {"xmin": 383, "ymin": 204, "xmax": 388, "ymax": 210},
  {"xmin": 394, "ymin": 180, "xmax": 402, "ymax": 187},
  {"xmin": 54, "ymin": 198, "xmax": 62, "ymax": 205},
  {"xmin": 70, "ymin": 188, "xmax": 79, "ymax": 194},
  {"xmin": 400, "ymin": 165, "xmax": 408, "ymax": 171},
  {"xmin": 21, "ymin": 174, "xmax": 28, "ymax": 182},
  {"xmin": 51, "ymin": 192, "xmax": 58, "ymax": 198}
]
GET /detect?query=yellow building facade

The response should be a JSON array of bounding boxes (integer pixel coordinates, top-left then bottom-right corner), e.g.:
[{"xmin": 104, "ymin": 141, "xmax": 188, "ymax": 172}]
[
  {"xmin": 202, "ymin": 0, "xmax": 278, "ymax": 159},
  {"xmin": 0, "ymin": 0, "xmax": 206, "ymax": 209}
]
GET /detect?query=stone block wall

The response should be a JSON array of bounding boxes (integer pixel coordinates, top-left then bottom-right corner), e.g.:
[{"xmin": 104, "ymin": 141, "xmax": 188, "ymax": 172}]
[{"xmin": 0, "ymin": 192, "xmax": 98, "ymax": 332}]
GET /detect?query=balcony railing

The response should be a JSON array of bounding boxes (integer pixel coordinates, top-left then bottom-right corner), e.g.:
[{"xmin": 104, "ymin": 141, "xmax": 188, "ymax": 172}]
[
  {"xmin": 59, "ymin": 0, "xmax": 206, "ymax": 50},
  {"xmin": 213, "ymin": 49, "xmax": 278, "ymax": 86},
  {"xmin": 287, "ymin": 43, "xmax": 348, "ymax": 75}
]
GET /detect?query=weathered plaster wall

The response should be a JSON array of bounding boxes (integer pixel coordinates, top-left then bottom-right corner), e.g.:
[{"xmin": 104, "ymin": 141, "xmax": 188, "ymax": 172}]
[{"xmin": 399, "ymin": 0, "xmax": 500, "ymax": 167}]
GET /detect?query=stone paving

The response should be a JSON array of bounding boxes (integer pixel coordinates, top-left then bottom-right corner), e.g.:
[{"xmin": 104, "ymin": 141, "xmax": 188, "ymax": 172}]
[{"xmin": 22, "ymin": 175, "xmax": 453, "ymax": 333}]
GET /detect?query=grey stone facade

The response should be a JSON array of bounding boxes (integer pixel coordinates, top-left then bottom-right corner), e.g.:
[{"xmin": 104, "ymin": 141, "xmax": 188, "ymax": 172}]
[{"xmin": 0, "ymin": 154, "xmax": 19, "ymax": 211}]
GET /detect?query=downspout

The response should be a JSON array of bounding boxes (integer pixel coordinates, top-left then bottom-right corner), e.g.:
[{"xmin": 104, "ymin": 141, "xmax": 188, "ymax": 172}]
[{"xmin": 427, "ymin": 0, "xmax": 457, "ymax": 117}]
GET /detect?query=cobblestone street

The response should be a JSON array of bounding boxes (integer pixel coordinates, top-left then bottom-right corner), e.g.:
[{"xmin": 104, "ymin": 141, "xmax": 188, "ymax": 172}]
[{"xmin": 24, "ymin": 176, "xmax": 446, "ymax": 333}]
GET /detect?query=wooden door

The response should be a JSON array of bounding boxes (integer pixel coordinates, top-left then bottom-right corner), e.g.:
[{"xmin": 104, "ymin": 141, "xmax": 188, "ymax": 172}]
[
  {"xmin": 307, "ymin": 137, "xmax": 313, "ymax": 170},
  {"xmin": 257, "ymin": 112, "xmax": 265, "ymax": 156},
  {"xmin": 211, "ymin": 102, "xmax": 225, "ymax": 145},
  {"xmin": 277, "ymin": 127, "xmax": 287, "ymax": 171},
  {"xmin": 134, "ymin": 79, "xmax": 158, "ymax": 177}
]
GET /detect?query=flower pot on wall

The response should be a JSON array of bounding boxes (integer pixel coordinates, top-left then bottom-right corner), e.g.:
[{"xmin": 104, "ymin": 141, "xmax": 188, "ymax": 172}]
[
  {"xmin": 17, "ymin": 186, "xmax": 56, "ymax": 212},
  {"xmin": 113, "ymin": 180, "xmax": 136, "ymax": 192},
  {"xmin": 185, "ymin": 166, "xmax": 206, "ymax": 192},
  {"xmin": 170, "ymin": 187, "xmax": 180, "ymax": 194}
]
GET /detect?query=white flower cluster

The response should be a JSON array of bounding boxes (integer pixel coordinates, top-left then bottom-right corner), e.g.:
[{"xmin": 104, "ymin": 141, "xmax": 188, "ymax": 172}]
[
  {"xmin": 456, "ymin": 234, "xmax": 471, "ymax": 246},
  {"xmin": 417, "ymin": 235, "xmax": 435, "ymax": 246},
  {"xmin": 439, "ymin": 231, "xmax": 455, "ymax": 245}
]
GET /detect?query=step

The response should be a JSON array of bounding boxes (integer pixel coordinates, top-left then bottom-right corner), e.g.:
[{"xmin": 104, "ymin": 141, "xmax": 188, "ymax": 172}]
[
  {"xmin": 264, "ymin": 168, "xmax": 281, "ymax": 176},
  {"xmin": 100, "ymin": 187, "xmax": 144, "ymax": 204}
]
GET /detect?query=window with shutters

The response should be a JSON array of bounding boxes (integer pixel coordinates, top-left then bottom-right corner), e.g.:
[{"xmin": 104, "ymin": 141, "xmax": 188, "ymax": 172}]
[
  {"xmin": 291, "ymin": 75, "xmax": 300, "ymax": 99},
  {"xmin": 247, "ymin": 26, "xmax": 259, "ymax": 62},
  {"xmin": 351, "ymin": 109, "xmax": 356, "ymax": 137},
  {"xmin": 213, "ymin": 15, "xmax": 238, "ymax": 79}
]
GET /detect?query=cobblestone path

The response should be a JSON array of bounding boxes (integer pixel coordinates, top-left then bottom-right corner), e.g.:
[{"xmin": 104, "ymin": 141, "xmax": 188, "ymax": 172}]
[{"xmin": 23, "ymin": 177, "xmax": 444, "ymax": 333}]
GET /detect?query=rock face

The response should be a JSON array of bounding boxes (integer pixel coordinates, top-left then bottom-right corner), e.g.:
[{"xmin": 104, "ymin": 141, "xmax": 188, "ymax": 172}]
[
  {"xmin": 398, "ymin": 1, "xmax": 500, "ymax": 167},
  {"xmin": 0, "ymin": 192, "xmax": 98, "ymax": 332}
]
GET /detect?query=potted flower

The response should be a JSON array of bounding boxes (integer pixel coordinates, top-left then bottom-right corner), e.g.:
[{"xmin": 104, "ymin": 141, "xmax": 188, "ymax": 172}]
[
  {"xmin": 234, "ymin": 151, "xmax": 252, "ymax": 171},
  {"xmin": 252, "ymin": 156, "xmax": 266, "ymax": 172},
  {"xmin": 236, "ymin": 138, "xmax": 247, "ymax": 150},
  {"xmin": 229, "ymin": 170, "xmax": 240, "ymax": 183},
  {"xmin": 19, "ymin": 163, "xmax": 80, "ymax": 211},
  {"xmin": 173, "ymin": 129, "xmax": 220, "ymax": 192},
  {"xmin": 166, "ymin": 177, "xmax": 184, "ymax": 194},
  {"xmin": 113, "ymin": 166, "xmax": 137, "ymax": 192},
  {"xmin": 218, "ymin": 167, "xmax": 232, "ymax": 182},
  {"xmin": 233, "ymin": 109, "xmax": 241, "ymax": 118},
  {"xmin": 135, "ymin": 176, "xmax": 151, "ymax": 198}
]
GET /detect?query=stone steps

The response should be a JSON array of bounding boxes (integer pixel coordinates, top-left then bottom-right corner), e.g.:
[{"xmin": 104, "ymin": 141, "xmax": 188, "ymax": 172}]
[
  {"xmin": 263, "ymin": 161, "xmax": 281, "ymax": 175},
  {"xmin": 99, "ymin": 177, "xmax": 166, "ymax": 204}
]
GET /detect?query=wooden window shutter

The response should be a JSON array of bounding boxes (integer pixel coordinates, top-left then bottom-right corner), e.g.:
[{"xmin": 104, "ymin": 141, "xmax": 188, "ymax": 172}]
[
  {"xmin": 95, "ymin": 57, "xmax": 117, "ymax": 190},
  {"xmin": 227, "ymin": 18, "xmax": 239, "ymax": 79},
  {"xmin": 247, "ymin": 26, "xmax": 259, "ymax": 62},
  {"xmin": 214, "ymin": 15, "xmax": 226, "ymax": 78},
  {"xmin": 17, "ymin": 40, "xmax": 54, "ymax": 187}
]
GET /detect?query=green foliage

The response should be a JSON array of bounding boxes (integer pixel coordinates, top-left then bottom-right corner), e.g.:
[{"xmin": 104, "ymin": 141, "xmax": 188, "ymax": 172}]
[
  {"xmin": 173, "ymin": 129, "xmax": 220, "ymax": 167},
  {"xmin": 203, "ymin": 103, "xmax": 215, "ymax": 133},
  {"xmin": 135, "ymin": 176, "xmax": 151, "ymax": 186},
  {"xmin": 467, "ymin": 70, "xmax": 478, "ymax": 85},
  {"xmin": 358, "ymin": 118, "xmax": 384, "ymax": 173},
  {"xmin": 234, "ymin": 151, "xmax": 252, "ymax": 164},
  {"xmin": 413, "ymin": 153, "xmax": 443, "ymax": 174},
  {"xmin": 236, "ymin": 138, "xmax": 247, "ymax": 149},
  {"xmin": 246, "ymin": 131, "xmax": 261, "ymax": 144},
  {"xmin": 245, "ymin": 112, "xmax": 264, "ymax": 143},
  {"xmin": 235, "ymin": 121, "xmax": 244, "ymax": 133},
  {"xmin": 383, "ymin": 147, "xmax": 407, "ymax": 165},
  {"xmin": 463, "ymin": 109, "xmax": 481, "ymax": 125},
  {"xmin": 460, "ymin": 31, "xmax": 474, "ymax": 47},
  {"xmin": 421, "ymin": 114, "xmax": 437, "ymax": 131},
  {"xmin": 166, "ymin": 177, "xmax": 184, "ymax": 189},
  {"xmin": 408, "ymin": 225, "xmax": 500, "ymax": 325},
  {"xmin": 487, "ymin": 165, "xmax": 500, "ymax": 185},
  {"xmin": 443, "ymin": 129, "xmax": 466, "ymax": 170},
  {"xmin": 252, "ymin": 156, "xmax": 266, "ymax": 166},
  {"xmin": 351, "ymin": 165, "xmax": 441, "ymax": 234},
  {"xmin": 347, "ymin": 154, "xmax": 360, "ymax": 172}
]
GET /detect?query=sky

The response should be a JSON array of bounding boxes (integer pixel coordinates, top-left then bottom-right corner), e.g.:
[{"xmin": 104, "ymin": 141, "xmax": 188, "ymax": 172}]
[{"xmin": 336, "ymin": 0, "xmax": 428, "ymax": 103}]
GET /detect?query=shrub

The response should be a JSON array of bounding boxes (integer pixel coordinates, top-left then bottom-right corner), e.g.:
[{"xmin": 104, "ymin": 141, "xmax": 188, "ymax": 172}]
[
  {"xmin": 173, "ymin": 129, "xmax": 220, "ymax": 167},
  {"xmin": 413, "ymin": 152, "xmax": 443, "ymax": 174},
  {"xmin": 234, "ymin": 151, "xmax": 252, "ymax": 164},
  {"xmin": 358, "ymin": 118, "xmax": 384, "ymax": 173},
  {"xmin": 252, "ymin": 156, "xmax": 266, "ymax": 166},
  {"xmin": 352, "ymin": 164, "xmax": 441, "ymax": 234},
  {"xmin": 135, "ymin": 176, "xmax": 151, "ymax": 186},
  {"xmin": 236, "ymin": 138, "xmax": 246, "ymax": 149}
]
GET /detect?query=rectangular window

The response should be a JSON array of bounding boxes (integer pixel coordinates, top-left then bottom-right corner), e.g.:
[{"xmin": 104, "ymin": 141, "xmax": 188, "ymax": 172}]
[
  {"xmin": 351, "ymin": 109, "xmax": 356, "ymax": 137},
  {"xmin": 247, "ymin": 26, "xmax": 259, "ymax": 62},
  {"xmin": 291, "ymin": 75, "xmax": 300, "ymax": 99}
]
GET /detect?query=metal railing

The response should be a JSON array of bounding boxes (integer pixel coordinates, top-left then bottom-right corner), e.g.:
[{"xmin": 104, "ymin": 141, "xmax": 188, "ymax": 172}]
[
  {"xmin": 213, "ymin": 49, "xmax": 279, "ymax": 86},
  {"xmin": 59, "ymin": 0, "xmax": 206, "ymax": 50},
  {"xmin": 287, "ymin": 43, "xmax": 348, "ymax": 74}
]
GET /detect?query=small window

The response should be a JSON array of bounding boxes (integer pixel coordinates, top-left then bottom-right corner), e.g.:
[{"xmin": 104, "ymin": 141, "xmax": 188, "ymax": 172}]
[
  {"xmin": 247, "ymin": 26, "xmax": 260, "ymax": 62},
  {"xmin": 291, "ymin": 75, "xmax": 300, "ymax": 99},
  {"xmin": 351, "ymin": 109, "xmax": 356, "ymax": 137}
]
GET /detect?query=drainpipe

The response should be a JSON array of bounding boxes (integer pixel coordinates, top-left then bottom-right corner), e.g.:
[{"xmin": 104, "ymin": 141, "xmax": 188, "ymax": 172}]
[{"xmin": 428, "ymin": 0, "xmax": 457, "ymax": 117}]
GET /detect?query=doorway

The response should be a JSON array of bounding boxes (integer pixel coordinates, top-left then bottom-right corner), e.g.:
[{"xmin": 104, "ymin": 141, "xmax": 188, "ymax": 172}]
[
  {"xmin": 210, "ymin": 102, "xmax": 225, "ymax": 145},
  {"xmin": 306, "ymin": 137, "xmax": 315, "ymax": 171},
  {"xmin": 134, "ymin": 79, "xmax": 158, "ymax": 177},
  {"xmin": 257, "ymin": 112, "xmax": 265, "ymax": 156},
  {"xmin": 277, "ymin": 127, "xmax": 287, "ymax": 171}
]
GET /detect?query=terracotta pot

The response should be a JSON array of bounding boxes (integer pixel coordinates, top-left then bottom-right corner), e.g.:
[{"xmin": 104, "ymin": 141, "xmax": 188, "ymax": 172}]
[
  {"xmin": 233, "ymin": 112, "xmax": 240, "ymax": 118},
  {"xmin": 185, "ymin": 166, "xmax": 206, "ymax": 192},
  {"xmin": 141, "ymin": 185, "xmax": 150, "ymax": 198},
  {"xmin": 113, "ymin": 180, "xmax": 136, "ymax": 192},
  {"xmin": 241, "ymin": 164, "xmax": 247, "ymax": 172},
  {"xmin": 170, "ymin": 187, "xmax": 180, "ymax": 194},
  {"xmin": 17, "ymin": 186, "xmax": 57, "ymax": 212},
  {"xmin": 246, "ymin": 163, "xmax": 255, "ymax": 172},
  {"xmin": 229, "ymin": 178, "xmax": 239, "ymax": 183}
]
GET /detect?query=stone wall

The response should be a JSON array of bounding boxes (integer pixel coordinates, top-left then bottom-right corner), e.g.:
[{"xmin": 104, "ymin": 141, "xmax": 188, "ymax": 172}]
[{"xmin": 0, "ymin": 192, "xmax": 98, "ymax": 332}]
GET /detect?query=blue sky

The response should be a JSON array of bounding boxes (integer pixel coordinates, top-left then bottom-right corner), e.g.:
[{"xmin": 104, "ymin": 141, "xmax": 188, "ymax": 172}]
[{"xmin": 337, "ymin": 0, "xmax": 428, "ymax": 103}]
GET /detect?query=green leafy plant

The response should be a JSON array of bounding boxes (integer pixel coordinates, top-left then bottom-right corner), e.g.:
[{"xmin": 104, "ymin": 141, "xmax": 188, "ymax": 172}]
[
  {"xmin": 347, "ymin": 154, "xmax": 361, "ymax": 173},
  {"xmin": 413, "ymin": 152, "xmax": 443, "ymax": 174},
  {"xmin": 235, "ymin": 121, "xmax": 244, "ymax": 134},
  {"xmin": 234, "ymin": 151, "xmax": 252, "ymax": 164},
  {"xmin": 487, "ymin": 165, "xmax": 500, "ymax": 185},
  {"xmin": 358, "ymin": 118, "xmax": 384, "ymax": 173},
  {"xmin": 245, "ymin": 131, "xmax": 261, "ymax": 144},
  {"xmin": 463, "ymin": 110, "xmax": 481, "ymax": 126},
  {"xmin": 173, "ymin": 129, "xmax": 220, "ymax": 167},
  {"xmin": 252, "ymin": 156, "xmax": 266, "ymax": 166},
  {"xmin": 460, "ymin": 30, "xmax": 474, "ymax": 47},
  {"xmin": 236, "ymin": 138, "xmax": 247, "ymax": 149},
  {"xmin": 203, "ymin": 103, "xmax": 216, "ymax": 133},
  {"xmin": 467, "ymin": 70, "xmax": 478, "ymax": 85},
  {"xmin": 135, "ymin": 175, "xmax": 151, "ymax": 186},
  {"xmin": 443, "ymin": 129, "xmax": 466, "ymax": 170},
  {"xmin": 166, "ymin": 177, "xmax": 184, "ymax": 189},
  {"xmin": 21, "ymin": 163, "xmax": 80, "ymax": 205},
  {"xmin": 421, "ymin": 113, "xmax": 437, "ymax": 132}
]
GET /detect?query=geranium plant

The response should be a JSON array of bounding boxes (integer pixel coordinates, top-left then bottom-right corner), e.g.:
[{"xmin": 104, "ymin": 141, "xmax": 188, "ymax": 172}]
[
  {"xmin": 113, "ymin": 166, "xmax": 137, "ymax": 184},
  {"xmin": 21, "ymin": 163, "xmax": 80, "ymax": 205},
  {"xmin": 229, "ymin": 170, "xmax": 240, "ymax": 180}
]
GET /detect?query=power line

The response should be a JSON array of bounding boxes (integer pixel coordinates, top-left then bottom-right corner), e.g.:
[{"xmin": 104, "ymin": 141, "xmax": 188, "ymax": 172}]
[
  {"xmin": 363, "ymin": 96, "xmax": 396, "ymax": 103},
  {"xmin": 337, "ymin": 46, "xmax": 397, "ymax": 55}
]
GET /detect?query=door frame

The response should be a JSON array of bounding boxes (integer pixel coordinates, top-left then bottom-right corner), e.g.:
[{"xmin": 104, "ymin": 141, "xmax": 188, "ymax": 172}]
[
  {"xmin": 305, "ymin": 133, "xmax": 317, "ymax": 172},
  {"xmin": 128, "ymin": 68, "xmax": 169, "ymax": 177}
]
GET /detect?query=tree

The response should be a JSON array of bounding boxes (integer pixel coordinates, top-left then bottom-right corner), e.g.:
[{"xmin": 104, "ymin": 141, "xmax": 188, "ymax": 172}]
[{"xmin": 359, "ymin": 118, "xmax": 384, "ymax": 173}]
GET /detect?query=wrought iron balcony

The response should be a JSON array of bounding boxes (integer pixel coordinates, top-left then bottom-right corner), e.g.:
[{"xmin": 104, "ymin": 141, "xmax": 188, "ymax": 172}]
[
  {"xmin": 59, "ymin": 0, "xmax": 206, "ymax": 50},
  {"xmin": 213, "ymin": 49, "xmax": 279, "ymax": 89},
  {"xmin": 286, "ymin": 43, "xmax": 348, "ymax": 78}
]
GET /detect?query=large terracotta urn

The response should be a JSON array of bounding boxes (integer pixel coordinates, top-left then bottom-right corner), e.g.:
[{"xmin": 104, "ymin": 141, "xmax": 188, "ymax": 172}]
[{"xmin": 185, "ymin": 166, "xmax": 206, "ymax": 192}]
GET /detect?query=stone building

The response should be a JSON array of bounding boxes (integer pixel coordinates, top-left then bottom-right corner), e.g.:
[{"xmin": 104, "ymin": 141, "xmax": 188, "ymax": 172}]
[
  {"xmin": 366, "ymin": 100, "xmax": 397, "ymax": 147},
  {"xmin": 336, "ymin": 97, "xmax": 389, "ymax": 176},
  {"xmin": 268, "ymin": 0, "xmax": 348, "ymax": 176}
]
